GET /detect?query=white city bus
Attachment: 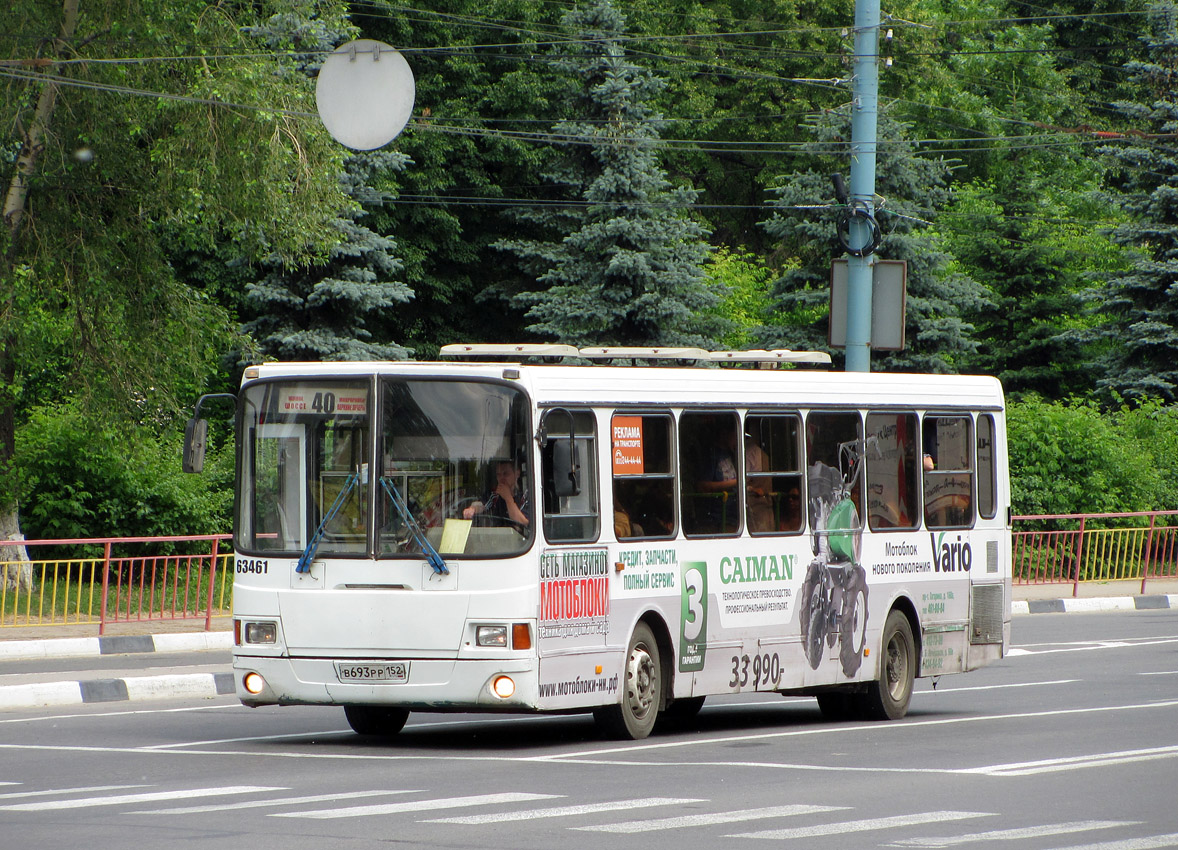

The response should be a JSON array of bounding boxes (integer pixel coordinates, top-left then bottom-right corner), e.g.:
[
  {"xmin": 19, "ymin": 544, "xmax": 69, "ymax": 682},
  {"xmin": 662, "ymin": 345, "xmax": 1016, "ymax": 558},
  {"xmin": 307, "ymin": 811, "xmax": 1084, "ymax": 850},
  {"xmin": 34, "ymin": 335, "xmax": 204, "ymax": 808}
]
[{"xmin": 186, "ymin": 345, "xmax": 1011, "ymax": 739}]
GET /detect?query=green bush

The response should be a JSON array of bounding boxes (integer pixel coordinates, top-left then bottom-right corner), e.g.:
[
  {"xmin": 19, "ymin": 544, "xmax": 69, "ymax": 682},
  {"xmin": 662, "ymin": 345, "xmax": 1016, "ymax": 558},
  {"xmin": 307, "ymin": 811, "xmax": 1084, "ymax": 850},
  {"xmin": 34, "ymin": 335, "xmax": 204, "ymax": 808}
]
[
  {"xmin": 16, "ymin": 402, "xmax": 233, "ymax": 541},
  {"xmin": 1007, "ymin": 396, "xmax": 1177, "ymax": 517}
]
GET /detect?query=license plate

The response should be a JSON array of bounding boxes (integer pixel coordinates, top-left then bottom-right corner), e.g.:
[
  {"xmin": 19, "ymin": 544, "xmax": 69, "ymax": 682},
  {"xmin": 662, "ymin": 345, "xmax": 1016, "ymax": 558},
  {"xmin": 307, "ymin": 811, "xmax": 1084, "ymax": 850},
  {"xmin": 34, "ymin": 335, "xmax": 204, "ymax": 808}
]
[{"xmin": 334, "ymin": 661, "xmax": 410, "ymax": 684}]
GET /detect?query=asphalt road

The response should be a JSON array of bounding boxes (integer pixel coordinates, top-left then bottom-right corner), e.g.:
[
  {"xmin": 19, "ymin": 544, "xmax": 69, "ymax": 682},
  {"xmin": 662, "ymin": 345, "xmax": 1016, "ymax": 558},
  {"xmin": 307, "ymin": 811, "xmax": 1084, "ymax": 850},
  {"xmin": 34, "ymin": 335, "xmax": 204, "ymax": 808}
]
[{"xmin": 2, "ymin": 610, "xmax": 1177, "ymax": 850}]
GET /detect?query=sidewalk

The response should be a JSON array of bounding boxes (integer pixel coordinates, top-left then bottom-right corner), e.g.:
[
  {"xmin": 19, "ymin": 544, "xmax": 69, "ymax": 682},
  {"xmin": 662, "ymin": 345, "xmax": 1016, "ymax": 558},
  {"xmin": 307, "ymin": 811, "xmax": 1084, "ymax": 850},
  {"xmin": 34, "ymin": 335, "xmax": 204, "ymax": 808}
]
[{"xmin": 2, "ymin": 583, "xmax": 1177, "ymax": 713}]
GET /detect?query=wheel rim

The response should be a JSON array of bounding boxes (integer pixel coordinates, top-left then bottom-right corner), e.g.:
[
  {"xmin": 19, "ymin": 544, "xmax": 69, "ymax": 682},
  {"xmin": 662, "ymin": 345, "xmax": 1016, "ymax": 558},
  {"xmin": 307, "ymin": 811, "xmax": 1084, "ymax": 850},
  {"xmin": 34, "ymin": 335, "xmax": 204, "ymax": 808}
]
[
  {"xmin": 884, "ymin": 630, "xmax": 910, "ymax": 701},
  {"xmin": 625, "ymin": 642, "xmax": 658, "ymax": 721}
]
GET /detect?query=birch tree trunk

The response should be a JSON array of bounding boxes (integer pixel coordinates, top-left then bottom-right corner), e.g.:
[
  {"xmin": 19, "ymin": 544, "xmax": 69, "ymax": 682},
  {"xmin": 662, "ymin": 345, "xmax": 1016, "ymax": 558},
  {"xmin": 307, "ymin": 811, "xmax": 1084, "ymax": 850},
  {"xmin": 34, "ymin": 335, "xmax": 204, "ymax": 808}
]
[{"xmin": 1, "ymin": 0, "xmax": 80, "ymax": 592}]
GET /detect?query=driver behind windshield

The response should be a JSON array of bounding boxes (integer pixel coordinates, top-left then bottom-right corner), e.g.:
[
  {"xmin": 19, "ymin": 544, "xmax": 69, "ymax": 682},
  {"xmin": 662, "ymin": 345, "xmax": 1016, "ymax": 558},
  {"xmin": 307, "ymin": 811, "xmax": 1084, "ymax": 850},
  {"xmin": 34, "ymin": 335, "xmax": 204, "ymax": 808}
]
[{"xmin": 463, "ymin": 460, "xmax": 532, "ymax": 528}]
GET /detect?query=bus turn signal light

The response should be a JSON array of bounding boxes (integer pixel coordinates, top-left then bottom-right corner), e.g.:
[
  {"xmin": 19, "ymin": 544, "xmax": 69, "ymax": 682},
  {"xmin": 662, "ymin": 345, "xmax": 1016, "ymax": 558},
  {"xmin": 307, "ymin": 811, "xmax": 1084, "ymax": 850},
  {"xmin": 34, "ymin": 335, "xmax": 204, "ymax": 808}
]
[{"xmin": 512, "ymin": 623, "xmax": 531, "ymax": 650}]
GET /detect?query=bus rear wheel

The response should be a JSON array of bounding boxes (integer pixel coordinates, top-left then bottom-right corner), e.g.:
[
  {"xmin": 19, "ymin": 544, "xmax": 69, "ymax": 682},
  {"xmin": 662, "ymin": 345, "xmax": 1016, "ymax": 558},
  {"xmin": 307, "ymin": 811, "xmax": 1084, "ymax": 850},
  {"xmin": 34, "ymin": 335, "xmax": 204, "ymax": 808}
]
[
  {"xmin": 344, "ymin": 704, "xmax": 410, "ymax": 737},
  {"xmin": 861, "ymin": 610, "xmax": 915, "ymax": 720},
  {"xmin": 594, "ymin": 622, "xmax": 661, "ymax": 740}
]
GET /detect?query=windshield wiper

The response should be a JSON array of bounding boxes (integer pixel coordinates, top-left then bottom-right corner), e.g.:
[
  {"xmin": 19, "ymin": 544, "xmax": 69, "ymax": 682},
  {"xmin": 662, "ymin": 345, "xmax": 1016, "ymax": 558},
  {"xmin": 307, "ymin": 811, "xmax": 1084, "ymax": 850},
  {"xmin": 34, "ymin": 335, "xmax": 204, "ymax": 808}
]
[
  {"xmin": 380, "ymin": 477, "xmax": 449, "ymax": 576},
  {"xmin": 296, "ymin": 471, "xmax": 360, "ymax": 575}
]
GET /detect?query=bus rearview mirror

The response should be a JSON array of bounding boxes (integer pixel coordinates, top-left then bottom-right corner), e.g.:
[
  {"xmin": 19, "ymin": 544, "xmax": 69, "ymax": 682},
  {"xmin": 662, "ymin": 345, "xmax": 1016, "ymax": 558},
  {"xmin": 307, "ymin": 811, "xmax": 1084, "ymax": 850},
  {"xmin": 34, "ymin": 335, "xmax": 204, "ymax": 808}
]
[{"xmin": 183, "ymin": 418, "xmax": 208, "ymax": 474}]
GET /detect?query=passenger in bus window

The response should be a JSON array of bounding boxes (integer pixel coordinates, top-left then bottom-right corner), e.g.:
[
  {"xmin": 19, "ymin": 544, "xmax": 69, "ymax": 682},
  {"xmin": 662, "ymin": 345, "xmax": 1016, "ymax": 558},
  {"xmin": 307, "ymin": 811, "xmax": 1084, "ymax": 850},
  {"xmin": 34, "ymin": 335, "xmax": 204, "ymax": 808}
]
[
  {"xmin": 744, "ymin": 436, "xmax": 775, "ymax": 533},
  {"xmin": 781, "ymin": 484, "xmax": 803, "ymax": 531},
  {"xmin": 613, "ymin": 498, "xmax": 644, "ymax": 539},
  {"xmin": 692, "ymin": 420, "xmax": 740, "ymax": 533},
  {"xmin": 464, "ymin": 460, "xmax": 532, "ymax": 528}
]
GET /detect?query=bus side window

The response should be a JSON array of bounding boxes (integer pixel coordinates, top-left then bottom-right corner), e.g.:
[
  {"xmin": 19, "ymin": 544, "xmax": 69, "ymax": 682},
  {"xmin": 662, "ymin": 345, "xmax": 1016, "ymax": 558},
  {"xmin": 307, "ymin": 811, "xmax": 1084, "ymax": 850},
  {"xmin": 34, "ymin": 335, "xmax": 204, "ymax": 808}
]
[
  {"xmin": 611, "ymin": 412, "xmax": 676, "ymax": 540},
  {"xmin": 977, "ymin": 414, "xmax": 997, "ymax": 520},
  {"xmin": 680, "ymin": 411, "xmax": 742, "ymax": 537},
  {"xmin": 866, "ymin": 412, "xmax": 920, "ymax": 530},
  {"xmin": 541, "ymin": 409, "xmax": 600, "ymax": 543},
  {"xmin": 745, "ymin": 413, "xmax": 804, "ymax": 534},
  {"xmin": 923, "ymin": 415, "xmax": 975, "ymax": 529}
]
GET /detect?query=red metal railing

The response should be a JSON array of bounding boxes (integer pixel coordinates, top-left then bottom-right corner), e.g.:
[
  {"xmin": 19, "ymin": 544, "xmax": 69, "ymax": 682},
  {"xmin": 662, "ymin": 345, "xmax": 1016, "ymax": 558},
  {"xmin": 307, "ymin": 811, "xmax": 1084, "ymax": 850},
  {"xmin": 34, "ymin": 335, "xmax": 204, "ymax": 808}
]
[
  {"xmin": 1012, "ymin": 510, "xmax": 1178, "ymax": 597},
  {"xmin": 2, "ymin": 513, "xmax": 1176, "ymax": 630},
  {"xmin": 0, "ymin": 534, "xmax": 232, "ymax": 634}
]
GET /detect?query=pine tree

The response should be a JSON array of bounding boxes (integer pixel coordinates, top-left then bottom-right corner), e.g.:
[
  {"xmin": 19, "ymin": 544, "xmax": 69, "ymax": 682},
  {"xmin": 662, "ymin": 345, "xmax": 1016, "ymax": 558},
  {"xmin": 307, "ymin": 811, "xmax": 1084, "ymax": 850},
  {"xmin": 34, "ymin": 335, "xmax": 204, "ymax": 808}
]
[
  {"xmin": 495, "ymin": 0, "xmax": 720, "ymax": 348},
  {"xmin": 244, "ymin": 151, "xmax": 414, "ymax": 361},
  {"xmin": 759, "ymin": 106, "xmax": 991, "ymax": 373},
  {"xmin": 1091, "ymin": 1, "xmax": 1178, "ymax": 402}
]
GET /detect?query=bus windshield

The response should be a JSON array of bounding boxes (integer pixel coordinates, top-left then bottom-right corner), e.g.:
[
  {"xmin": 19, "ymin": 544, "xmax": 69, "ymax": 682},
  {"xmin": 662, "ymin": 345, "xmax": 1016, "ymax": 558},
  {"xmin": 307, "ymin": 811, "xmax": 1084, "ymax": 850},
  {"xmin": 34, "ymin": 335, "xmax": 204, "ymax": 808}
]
[{"xmin": 236, "ymin": 378, "xmax": 533, "ymax": 559}]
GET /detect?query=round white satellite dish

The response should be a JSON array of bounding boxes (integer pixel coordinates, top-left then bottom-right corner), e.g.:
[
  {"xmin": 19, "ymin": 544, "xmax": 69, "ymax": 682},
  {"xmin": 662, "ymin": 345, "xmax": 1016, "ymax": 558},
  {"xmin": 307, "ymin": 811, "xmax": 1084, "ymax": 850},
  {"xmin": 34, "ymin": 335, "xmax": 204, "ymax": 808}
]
[{"xmin": 315, "ymin": 39, "xmax": 415, "ymax": 150}]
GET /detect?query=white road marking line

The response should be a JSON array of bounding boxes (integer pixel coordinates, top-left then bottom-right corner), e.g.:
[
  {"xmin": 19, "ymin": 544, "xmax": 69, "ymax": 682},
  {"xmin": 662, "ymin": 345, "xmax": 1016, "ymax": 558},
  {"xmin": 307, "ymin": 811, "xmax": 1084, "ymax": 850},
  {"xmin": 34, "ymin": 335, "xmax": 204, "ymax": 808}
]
[
  {"xmin": 1049, "ymin": 835, "xmax": 1178, "ymax": 850},
  {"xmin": 0, "ymin": 784, "xmax": 150, "ymax": 800},
  {"xmin": 965, "ymin": 745, "xmax": 1178, "ymax": 777},
  {"xmin": 0, "ymin": 703, "xmax": 238, "ymax": 725},
  {"xmin": 539, "ymin": 699, "xmax": 1178, "ymax": 762},
  {"xmin": 271, "ymin": 791, "xmax": 561, "ymax": 820},
  {"xmin": 575, "ymin": 804, "xmax": 849, "ymax": 833},
  {"xmin": 138, "ymin": 730, "xmax": 354, "ymax": 749},
  {"xmin": 426, "ymin": 796, "xmax": 703, "ymax": 825},
  {"xmin": 730, "ymin": 810, "xmax": 991, "ymax": 840},
  {"xmin": 915, "ymin": 679, "xmax": 1079, "ymax": 693},
  {"xmin": 1010, "ymin": 638, "xmax": 1178, "ymax": 656},
  {"xmin": 0, "ymin": 785, "xmax": 285, "ymax": 812},
  {"xmin": 887, "ymin": 820, "xmax": 1138, "ymax": 847},
  {"xmin": 131, "ymin": 789, "xmax": 418, "ymax": 815}
]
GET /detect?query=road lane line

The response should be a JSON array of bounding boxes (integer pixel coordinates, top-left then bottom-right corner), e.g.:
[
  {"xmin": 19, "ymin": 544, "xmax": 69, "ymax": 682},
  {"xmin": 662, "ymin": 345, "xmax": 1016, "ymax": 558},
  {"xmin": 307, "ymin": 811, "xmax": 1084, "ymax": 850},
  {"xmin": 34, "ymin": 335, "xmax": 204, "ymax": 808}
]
[
  {"xmin": 575, "ymin": 804, "xmax": 848, "ymax": 833},
  {"xmin": 965, "ymin": 745, "xmax": 1178, "ymax": 777},
  {"xmin": 426, "ymin": 797, "xmax": 703, "ymax": 825},
  {"xmin": 138, "ymin": 729, "xmax": 354, "ymax": 749},
  {"xmin": 887, "ymin": 820, "xmax": 1139, "ymax": 847},
  {"xmin": 271, "ymin": 791, "xmax": 561, "ymax": 819},
  {"xmin": 1050, "ymin": 835, "xmax": 1178, "ymax": 850},
  {"xmin": 537, "ymin": 699, "xmax": 1178, "ymax": 761},
  {"xmin": 0, "ymin": 784, "xmax": 150, "ymax": 800},
  {"xmin": 131, "ymin": 789, "xmax": 418, "ymax": 815},
  {"xmin": 731, "ymin": 810, "xmax": 992, "ymax": 840},
  {"xmin": 0, "ymin": 785, "xmax": 285, "ymax": 811}
]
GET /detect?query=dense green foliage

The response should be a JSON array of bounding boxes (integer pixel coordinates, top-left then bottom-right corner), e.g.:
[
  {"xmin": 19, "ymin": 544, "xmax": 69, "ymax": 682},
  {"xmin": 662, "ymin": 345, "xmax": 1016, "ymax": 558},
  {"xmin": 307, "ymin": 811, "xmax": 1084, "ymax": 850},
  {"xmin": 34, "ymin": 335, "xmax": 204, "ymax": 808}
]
[
  {"xmin": 3, "ymin": 0, "xmax": 1177, "ymax": 537},
  {"xmin": 1008, "ymin": 397, "xmax": 1178, "ymax": 516},
  {"xmin": 16, "ymin": 402, "xmax": 233, "ymax": 540}
]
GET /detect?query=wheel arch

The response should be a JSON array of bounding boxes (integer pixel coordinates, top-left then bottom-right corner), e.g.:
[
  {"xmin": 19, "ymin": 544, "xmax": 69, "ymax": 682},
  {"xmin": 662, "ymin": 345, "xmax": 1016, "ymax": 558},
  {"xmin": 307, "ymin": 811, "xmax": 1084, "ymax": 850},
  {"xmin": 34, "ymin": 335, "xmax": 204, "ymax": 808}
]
[
  {"xmin": 637, "ymin": 610, "xmax": 675, "ymax": 712},
  {"xmin": 884, "ymin": 594, "xmax": 922, "ymax": 676}
]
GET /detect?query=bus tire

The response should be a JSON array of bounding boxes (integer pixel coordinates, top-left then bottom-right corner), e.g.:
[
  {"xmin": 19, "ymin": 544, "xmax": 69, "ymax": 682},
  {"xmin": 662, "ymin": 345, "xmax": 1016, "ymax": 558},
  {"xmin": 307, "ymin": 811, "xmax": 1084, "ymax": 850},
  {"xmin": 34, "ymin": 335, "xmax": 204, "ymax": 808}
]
[
  {"xmin": 861, "ymin": 610, "xmax": 915, "ymax": 720},
  {"xmin": 594, "ymin": 622, "xmax": 661, "ymax": 740},
  {"xmin": 344, "ymin": 704, "xmax": 410, "ymax": 737}
]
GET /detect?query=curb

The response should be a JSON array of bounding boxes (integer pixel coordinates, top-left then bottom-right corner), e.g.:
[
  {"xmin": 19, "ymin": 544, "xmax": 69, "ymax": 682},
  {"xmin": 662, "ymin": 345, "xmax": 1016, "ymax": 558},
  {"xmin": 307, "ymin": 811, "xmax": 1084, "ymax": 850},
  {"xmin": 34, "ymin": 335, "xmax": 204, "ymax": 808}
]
[
  {"xmin": 0, "ymin": 672, "xmax": 236, "ymax": 710},
  {"xmin": 1011, "ymin": 594, "xmax": 1178, "ymax": 615},
  {"xmin": 0, "ymin": 630, "xmax": 233, "ymax": 662}
]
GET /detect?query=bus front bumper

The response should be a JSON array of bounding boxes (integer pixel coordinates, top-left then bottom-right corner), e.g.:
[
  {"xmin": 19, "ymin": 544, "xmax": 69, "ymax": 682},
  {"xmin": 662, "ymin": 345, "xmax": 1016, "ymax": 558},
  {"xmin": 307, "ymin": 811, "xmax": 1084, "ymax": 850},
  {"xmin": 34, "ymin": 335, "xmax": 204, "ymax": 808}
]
[{"xmin": 232, "ymin": 655, "xmax": 539, "ymax": 711}]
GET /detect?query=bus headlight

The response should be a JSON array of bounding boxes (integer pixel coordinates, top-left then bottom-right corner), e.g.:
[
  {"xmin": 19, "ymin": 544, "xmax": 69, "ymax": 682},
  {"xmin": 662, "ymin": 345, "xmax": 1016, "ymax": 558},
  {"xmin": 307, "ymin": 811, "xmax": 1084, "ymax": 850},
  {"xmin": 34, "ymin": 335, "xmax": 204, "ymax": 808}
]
[
  {"xmin": 477, "ymin": 625, "xmax": 508, "ymax": 647},
  {"xmin": 242, "ymin": 672, "xmax": 266, "ymax": 695},
  {"xmin": 243, "ymin": 621, "xmax": 277, "ymax": 644}
]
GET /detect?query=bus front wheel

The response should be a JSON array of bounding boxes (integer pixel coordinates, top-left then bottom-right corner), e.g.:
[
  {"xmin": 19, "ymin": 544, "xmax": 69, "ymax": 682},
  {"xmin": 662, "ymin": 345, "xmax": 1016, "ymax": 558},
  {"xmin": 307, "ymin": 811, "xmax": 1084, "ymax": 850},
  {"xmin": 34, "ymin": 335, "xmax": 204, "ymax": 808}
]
[
  {"xmin": 594, "ymin": 622, "xmax": 661, "ymax": 740},
  {"xmin": 861, "ymin": 610, "xmax": 915, "ymax": 720},
  {"xmin": 344, "ymin": 704, "xmax": 410, "ymax": 737}
]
